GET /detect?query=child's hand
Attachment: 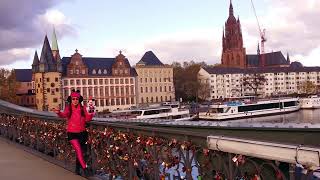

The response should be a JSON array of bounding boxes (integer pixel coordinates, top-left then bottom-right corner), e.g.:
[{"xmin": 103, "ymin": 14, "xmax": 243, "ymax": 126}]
[{"xmin": 51, "ymin": 108, "xmax": 60, "ymax": 114}]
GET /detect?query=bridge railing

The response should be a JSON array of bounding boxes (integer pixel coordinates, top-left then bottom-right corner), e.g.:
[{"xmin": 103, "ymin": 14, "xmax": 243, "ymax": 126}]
[{"xmin": 0, "ymin": 100, "xmax": 319, "ymax": 180}]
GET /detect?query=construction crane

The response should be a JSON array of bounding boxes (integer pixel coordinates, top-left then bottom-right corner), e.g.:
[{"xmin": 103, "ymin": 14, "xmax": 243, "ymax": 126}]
[{"xmin": 250, "ymin": 0, "xmax": 267, "ymax": 55}]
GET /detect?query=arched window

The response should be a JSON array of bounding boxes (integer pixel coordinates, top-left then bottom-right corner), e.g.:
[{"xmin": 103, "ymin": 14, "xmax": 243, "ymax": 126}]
[
  {"xmin": 236, "ymin": 54, "xmax": 241, "ymax": 65},
  {"xmin": 141, "ymin": 97, "xmax": 144, "ymax": 103},
  {"xmin": 98, "ymin": 69, "xmax": 101, "ymax": 74}
]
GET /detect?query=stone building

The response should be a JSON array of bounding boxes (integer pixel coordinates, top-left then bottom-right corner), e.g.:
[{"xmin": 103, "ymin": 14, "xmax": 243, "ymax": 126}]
[
  {"xmin": 221, "ymin": 1, "xmax": 290, "ymax": 68},
  {"xmin": 135, "ymin": 51, "xmax": 175, "ymax": 105},
  {"xmin": 31, "ymin": 31, "xmax": 63, "ymax": 111},
  {"xmin": 61, "ymin": 50, "xmax": 137, "ymax": 112},
  {"xmin": 14, "ymin": 69, "xmax": 36, "ymax": 108}
]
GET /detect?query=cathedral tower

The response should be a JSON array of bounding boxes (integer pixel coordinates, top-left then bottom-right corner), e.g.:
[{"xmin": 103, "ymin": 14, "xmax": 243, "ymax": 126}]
[{"xmin": 221, "ymin": 0, "xmax": 247, "ymax": 68}]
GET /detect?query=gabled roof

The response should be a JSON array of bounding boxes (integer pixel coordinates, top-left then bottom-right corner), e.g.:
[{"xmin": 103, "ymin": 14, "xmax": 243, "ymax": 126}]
[
  {"xmin": 137, "ymin": 51, "xmax": 164, "ymax": 66},
  {"xmin": 14, "ymin": 69, "xmax": 32, "ymax": 82},
  {"xmin": 246, "ymin": 51, "xmax": 289, "ymax": 67},
  {"xmin": 61, "ymin": 57, "xmax": 137, "ymax": 77}
]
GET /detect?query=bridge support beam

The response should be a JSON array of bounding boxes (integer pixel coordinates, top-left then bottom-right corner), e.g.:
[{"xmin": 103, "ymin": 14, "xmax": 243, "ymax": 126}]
[{"xmin": 207, "ymin": 136, "xmax": 320, "ymax": 168}]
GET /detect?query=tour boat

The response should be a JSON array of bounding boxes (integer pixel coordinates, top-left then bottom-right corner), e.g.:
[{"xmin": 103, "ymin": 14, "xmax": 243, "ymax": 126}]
[
  {"xmin": 300, "ymin": 95, "xmax": 320, "ymax": 109},
  {"xmin": 199, "ymin": 97, "xmax": 300, "ymax": 120},
  {"xmin": 106, "ymin": 104, "xmax": 195, "ymax": 121}
]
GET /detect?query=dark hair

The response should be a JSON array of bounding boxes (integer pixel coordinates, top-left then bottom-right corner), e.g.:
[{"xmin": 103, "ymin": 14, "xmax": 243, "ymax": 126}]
[{"xmin": 67, "ymin": 89, "xmax": 85, "ymax": 118}]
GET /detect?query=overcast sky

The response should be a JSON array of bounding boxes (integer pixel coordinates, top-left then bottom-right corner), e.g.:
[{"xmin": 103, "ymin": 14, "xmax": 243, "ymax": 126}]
[{"xmin": 1, "ymin": 0, "xmax": 319, "ymax": 69}]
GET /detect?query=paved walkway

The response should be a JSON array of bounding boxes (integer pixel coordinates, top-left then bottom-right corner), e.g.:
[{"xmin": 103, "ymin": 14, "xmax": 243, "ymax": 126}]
[{"xmin": 0, "ymin": 138, "xmax": 86, "ymax": 180}]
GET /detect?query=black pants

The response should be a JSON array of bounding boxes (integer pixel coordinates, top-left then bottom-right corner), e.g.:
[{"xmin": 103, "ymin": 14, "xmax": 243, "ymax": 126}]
[{"xmin": 67, "ymin": 131, "xmax": 88, "ymax": 173}]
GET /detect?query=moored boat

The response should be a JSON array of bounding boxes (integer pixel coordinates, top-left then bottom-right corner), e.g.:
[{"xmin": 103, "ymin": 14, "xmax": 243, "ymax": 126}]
[
  {"xmin": 300, "ymin": 95, "xmax": 320, "ymax": 109},
  {"xmin": 199, "ymin": 97, "xmax": 300, "ymax": 120}
]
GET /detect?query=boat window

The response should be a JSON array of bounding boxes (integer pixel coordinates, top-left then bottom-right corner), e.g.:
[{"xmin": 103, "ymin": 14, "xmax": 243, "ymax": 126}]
[
  {"xmin": 238, "ymin": 103, "xmax": 281, "ymax": 112},
  {"xmin": 284, "ymin": 101, "xmax": 296, "ymax": 107},
  {"xmin": 131, "ymin": 111, "xmax": 142, "ymax": 115},
  {"xmin": 144, "ymin": 110, "xmax": 161, "ymax": 115}
]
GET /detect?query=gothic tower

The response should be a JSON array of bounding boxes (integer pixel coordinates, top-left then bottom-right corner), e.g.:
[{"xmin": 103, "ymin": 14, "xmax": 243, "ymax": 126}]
[
  {"xmin": 32, "ymin": 31, "xmax": 62, "ymax": 111},
  {"xmin": 221, "ymin": 0, "xmax": 247, "ymax": 68}
]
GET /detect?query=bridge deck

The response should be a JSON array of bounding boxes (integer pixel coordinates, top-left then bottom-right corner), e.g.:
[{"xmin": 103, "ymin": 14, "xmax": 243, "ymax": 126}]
[{"xmin": 0, "ymin": 137, "xmax": 85, "ymax": 180}]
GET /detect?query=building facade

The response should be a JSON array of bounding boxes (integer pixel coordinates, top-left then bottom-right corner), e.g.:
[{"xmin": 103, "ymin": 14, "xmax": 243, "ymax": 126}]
[
  {"xmin": 14, "ymin": 69, "xmax": 36, "ymax": 108},
  {"xmin": 198, "ymin": 63, "xmax": 320, "ymax": 100},
  {"xmin": 61, "ymin": 50, "xmax": 137, "ymax": 112},
  {"xmin": 31, "ymin": 33, "xmax": 63, "ymax": 111},
  {"xmin": 135, "ymin": 51, "xmax": 175, "ymax": 105}
]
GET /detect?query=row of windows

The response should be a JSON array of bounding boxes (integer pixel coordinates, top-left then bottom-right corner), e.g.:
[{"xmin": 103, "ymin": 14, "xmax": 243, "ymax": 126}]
[
  {"xmin": 94, "ymin": 98, "xmax": 135, "ymax": 107},
  {"xmin": 17, "ymin": 97, "xmax": 35, "ymax": 105},
  {"xmin": 64, "ymin": 86, "xmax": 135, "ymax": 98},
  {"xmin": 140, "ymin": 86, "xmax": 172, "ymax": 93},
  {"xmin": 64, "ymin": 78, "xmax": 134, "ymax": 86},
  {"xmin": 139, "ymin": 77, "xmax": 172, "ymax": 83},
  {"xmin": 35, "ymin": 77, "xmax": 59, "ymax": 83},
  {"xmin": 140, "ymin": 96, "xmax": 172, "ymax": 103}
]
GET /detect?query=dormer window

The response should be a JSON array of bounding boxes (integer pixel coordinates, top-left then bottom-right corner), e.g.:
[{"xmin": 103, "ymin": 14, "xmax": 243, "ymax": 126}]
[
  {"xmin": 120, "ymin": 70, "xmax": 123, "ymax": 74},
  {"xmin": 115, "ymin": 69, "xmax": 118, "ymax": 74},
  {"xmin": 75, "ymin": 61, "xmax": 79, "ymax": 65},
  {"xmin": 92, "ymin": 69, "xmax": 96, "ymax": 74},
  {"xmin": 119, "ymin": 62, "xmax": 123, "ymax": 66},
  {"xmin": 125, "ymin": 69, "xmax": 128, "ymax": 74},
  {"xmin": 70, "ymin": 70, "xmax": 73, "ymax": 74},
  {"xmin": 98, "ymin": 69, "xmax": 101, "ymax": 74},
  {"xmin": 82, "ymin": 69, "xmax": 85, "ymax": 74},
  {"xmin": 75, "ymin": 69, "xmax": 79, "ymax": 74},
  {"xmin": 103, "ymin": 69, "xmax": 107, "ymax": 74}
]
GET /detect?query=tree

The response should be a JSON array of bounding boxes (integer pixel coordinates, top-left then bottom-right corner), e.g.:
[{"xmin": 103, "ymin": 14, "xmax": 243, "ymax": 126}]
[
  {"xmin": 242, "ymin": 73, "xmax": 267, "ymax": 97},
  {"xmin": 198, "ymin": 80, "xmax": 211, "ymax": 101},
  {"xmin": 0, "ymin": 68, "xmax": 19, "ymax": 103},
  {"xmin": 173, "ymin": 61, "xmax": 206, "ymax": 102},
  {"xmin": 299, "ymin": 81, "xmax": 316, "ymax": 95}
]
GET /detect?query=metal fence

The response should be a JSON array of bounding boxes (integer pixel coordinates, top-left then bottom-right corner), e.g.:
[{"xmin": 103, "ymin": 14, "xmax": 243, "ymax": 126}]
[{"xmin": 0, "ymin": 101, "xmax": 319, "ymax": 179}]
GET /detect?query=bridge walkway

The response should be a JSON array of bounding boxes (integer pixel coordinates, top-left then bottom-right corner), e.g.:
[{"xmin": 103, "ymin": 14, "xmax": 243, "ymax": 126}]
[{"xmin": 0, "ymin": 137, "xmax": 86, "ymax": 180}]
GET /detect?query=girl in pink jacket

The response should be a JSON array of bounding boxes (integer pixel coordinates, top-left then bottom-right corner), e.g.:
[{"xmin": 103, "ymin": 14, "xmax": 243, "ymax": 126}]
[{"xmin": 53, "ymin": 90, "xmax": 94, "ymax": 176}]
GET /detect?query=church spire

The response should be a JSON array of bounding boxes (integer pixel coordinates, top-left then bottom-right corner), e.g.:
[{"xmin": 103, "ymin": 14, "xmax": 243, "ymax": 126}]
[
  {"xmin": 229, "ymin": 0, "xmax": 234, "ymax": 17},
  {"xmin": 257, "ymin": 43, "xmax": 260, "ymax": 55},
  {"xmin": 51, "ymin": 27, "xmax": 59, "ymax": 51}
]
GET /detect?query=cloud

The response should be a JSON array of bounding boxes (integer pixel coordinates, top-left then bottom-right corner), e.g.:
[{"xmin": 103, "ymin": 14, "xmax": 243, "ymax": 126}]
[
  {"xmin": 242, "ymin": 0, "xmax": 320, "ymax": 65},
  {"xmin": 106, "ymin": 28, "xmax": 222, "ymax": 65},
  {"xmin": 0, "ymin": 48, "xmax": 32, "ymax": 66},
  {"xmin": 0, "ymin": 0, "xmax": 76, "ymax": 67}
]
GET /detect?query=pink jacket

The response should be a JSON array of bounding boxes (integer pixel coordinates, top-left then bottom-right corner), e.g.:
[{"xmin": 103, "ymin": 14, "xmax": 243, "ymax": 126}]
[{"xmin": 57, "ymin": 105, "xmax": 94, "ymax": 133}]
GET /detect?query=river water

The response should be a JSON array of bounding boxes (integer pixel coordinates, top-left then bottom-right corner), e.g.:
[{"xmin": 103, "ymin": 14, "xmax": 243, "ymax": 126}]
[{"xmin": 222, "ymin": 109, "xmax": 320, "ymax": 124}]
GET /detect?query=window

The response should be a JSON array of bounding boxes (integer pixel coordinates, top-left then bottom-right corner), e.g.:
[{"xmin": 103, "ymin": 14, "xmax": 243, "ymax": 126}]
[
  {"xmin": 99, "ymin": 79, "xmax": 103, "ymax": 85},
  {"xmin": 103, "ymin": 69, "xmax": 107, "ymax": 74},
  {"xmin": 131, "ymin": 86, "xmax": 134, "ymax": 94},
  {"xmin": 141, "ymin": 97, "xmax": 144, "ymax": 103},
  {"xmin": 120, "ymin": 79, "xmax": 124, "ymax": 84},
  {"xmin": 53, "ymin": 98, "xmax": 58, "ymax": 103},
  {"xmin": 82, "ymin": 79, "xmax": 86, "ymax": 85},
  {"xmin": 125, "ymin": 79, "xmax": 129, "ymax": 84},
  {"xmin": 150, "ymin": 87, "xmax": 153, "ymax": 93},
  {"xmin": 92, "ymin": 69, "xmax": 96, "ymax": 74},
  {"xmin": 115, "ymin": 79, "xmax": 119, "ymax": 84},
  {"xmin": 130, "ymin": 79, "xmax": 133, "ymax": 84},
  {"xmin": 145, "ymin": 87, "xmax": 148, "ymax": 93},
  {"xmin": 94, "ymin": 88, "xmax": 98, "ymax": 96},
  {"xmin": 110, "ymin": 79, "xmax": 114, "ymax": 84},
  {"xmin": 141, "ymin": 87, "xmax": 143, "ymax": 93},
  {"xmin": 150, "ymin": 78, "xmax": 152, "ymax": 83},
  {"xmin": 100, "ymin": 87, "xmax": 104, "ymax": 96},
  {"xmin": 155, "ymin": 87, "xmax": 157, "ymax": 92},
  {"xmin": 47, "ymin": 78, "xmax": 50, "ymax": 82},
  {"xmin": 100, "ymin": 99, "xmax": 104, "ymax": 106},
  {"xmin": 105, "ymin": 87, "xmax": 109, "ymax": 96},
  {"xmin": 98, "ymin": 69, "xmax": 101, "ymax": 74},
  {"xmin": 88, "ymin": 79, "xmax": 92, "ymax": 85},
  {"xmin": 70, "ymin": 80, "xmax": 74, "ymax": 85},
  {"xmin": 145, "ymin": 78, "xmax": 147, "ymax": 83},
  {"xmin": 75, "ymin": 69, "xmax": 79, "ymax": 74},
  {"xmin": 94, "ymin": 79, "xmax": 98, "ymax": 85},
  {"xmin": 76, "ymin": 80, "xmax": 80, "ymax": 85},
  {"xmin": 82, "ymin": 69, "xmax": 85, "ymax": 74},
  {"xmin": 55, "ymin": 77, "xmax": 58, "ymax": 82},
  {"xmin": 105, "ymin": 79, "xmax": 109, "ymax": 84}
]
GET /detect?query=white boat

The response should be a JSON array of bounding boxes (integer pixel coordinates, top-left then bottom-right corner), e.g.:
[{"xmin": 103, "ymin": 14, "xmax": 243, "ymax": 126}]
[
  {"xmin": 300, "ymin": 95, "xmax": 320, "ymax": 109},
  {"xmin": 107, "ymin": 105, "xmax": 195, "ymax": 121},
  {"xmin": 199, "ymin": 98, "xmax": 300, "ymax": 120}
]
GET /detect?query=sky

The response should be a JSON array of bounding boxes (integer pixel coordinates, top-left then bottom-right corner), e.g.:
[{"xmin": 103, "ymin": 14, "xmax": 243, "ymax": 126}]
[{"xmin": 1, "ymin": 0, "xmax": 320, "ymax": 69}]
